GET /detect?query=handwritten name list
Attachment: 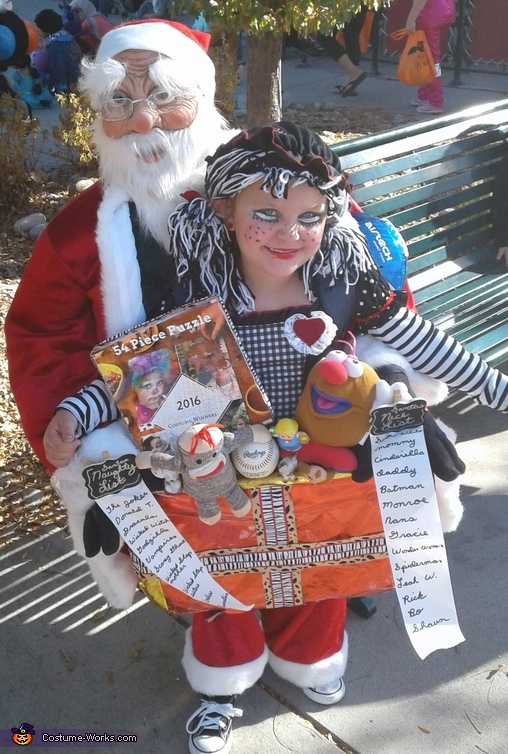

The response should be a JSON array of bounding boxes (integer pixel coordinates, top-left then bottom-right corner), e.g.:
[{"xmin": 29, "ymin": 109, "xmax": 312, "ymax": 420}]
[
  {"xmin": 83, "ymin": 454, "xmax": 251, "ymax": 613},
  {"xmin": 370, "ymin": 400, "xmax": 465, "ymax": 659}
]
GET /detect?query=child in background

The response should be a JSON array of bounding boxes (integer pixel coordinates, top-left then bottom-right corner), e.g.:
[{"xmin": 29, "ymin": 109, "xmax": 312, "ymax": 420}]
[
  {"xmin": 8, "ymin": 54, "xmax": 53, "ymax": 110},
  {"xmin": 34, "ymin": 8, "xmax": 81, "ymax": 93},
  {"xmin": 68, "ymin": 0, "xmax": 115, "ymax": 55},
  {"xmin": 43, "ymin": 121, "xmax": 508, "ymax": 754},
  {"xmin": 406, "ymin": 0, "xmax": 456, "ymax": 114}
]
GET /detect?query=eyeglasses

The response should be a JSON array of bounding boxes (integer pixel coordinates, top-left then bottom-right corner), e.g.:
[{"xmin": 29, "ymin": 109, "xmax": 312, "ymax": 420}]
[{"xmin": 100, "ymin": 91, "xmax": 175, "ymax": 121}]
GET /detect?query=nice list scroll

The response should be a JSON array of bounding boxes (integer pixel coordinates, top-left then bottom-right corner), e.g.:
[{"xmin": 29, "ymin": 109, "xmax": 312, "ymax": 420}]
[{"xmin": 370, "ymin": 397, "xmax": 465, "ymax": 659}]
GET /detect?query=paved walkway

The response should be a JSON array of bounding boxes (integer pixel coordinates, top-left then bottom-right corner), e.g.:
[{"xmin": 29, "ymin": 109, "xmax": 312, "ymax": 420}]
[{"xmin": 2, "ymin": 390, "xmax": 508, "ymax": 754}]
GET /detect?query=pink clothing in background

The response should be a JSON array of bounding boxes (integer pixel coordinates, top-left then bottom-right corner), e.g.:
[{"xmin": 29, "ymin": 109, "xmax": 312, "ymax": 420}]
[{"xmin": 416, "ymin": 0, "xmax": 456, "ymax": 109}]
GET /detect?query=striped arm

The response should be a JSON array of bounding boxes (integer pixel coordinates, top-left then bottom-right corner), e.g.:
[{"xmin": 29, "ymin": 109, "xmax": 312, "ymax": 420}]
[
  {"xmin": 58, "ymin": 379, "xmax": 120, "ymax": 435},
  {"xmin": 367, "ymin": 307, "xmax": 508, "ymax": 412}
]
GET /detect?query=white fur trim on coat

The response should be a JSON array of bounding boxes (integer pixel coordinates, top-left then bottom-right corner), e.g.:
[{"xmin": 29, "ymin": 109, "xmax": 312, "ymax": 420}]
[
  {"xmin": 182, "ymin": 628, "xmax": 268, "ymax": 696},
  {"xmin": 268, "ymin": 631, "xmax": 348, "ymax": 689},
  {"xmin": 96, "ymin": 186, "xmax": 146, "ymax": 339}
]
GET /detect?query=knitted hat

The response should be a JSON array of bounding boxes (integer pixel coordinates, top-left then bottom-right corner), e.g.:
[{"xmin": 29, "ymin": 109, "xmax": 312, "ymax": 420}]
[
  {"xmin": 206, "ymin": 121, "xmax": 345, "ymax": 200},
  {"xmin": 34, "ymin": 9, "xmax": 63, "ymax": 35},
  {"xmin": 95, "ymin": 19, "xmax": 214, "ymax": 93}
]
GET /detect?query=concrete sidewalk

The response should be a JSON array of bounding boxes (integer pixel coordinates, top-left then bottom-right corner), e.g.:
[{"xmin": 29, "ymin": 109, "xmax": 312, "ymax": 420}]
[{"xmin": 1, "ymin": 390, "xmax": 508, "ymax": 754}]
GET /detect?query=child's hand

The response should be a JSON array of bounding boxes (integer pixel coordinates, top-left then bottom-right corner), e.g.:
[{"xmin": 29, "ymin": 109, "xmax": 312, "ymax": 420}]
[{"xmin": 43, "ymin": 409, "xmax": 81, "ymax": 467}]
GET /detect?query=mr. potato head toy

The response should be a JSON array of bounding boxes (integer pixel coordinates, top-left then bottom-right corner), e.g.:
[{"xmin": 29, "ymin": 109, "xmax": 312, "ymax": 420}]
[{"xmin": 293, "ymin": 343, "xmax": 466, "ymax": 485}]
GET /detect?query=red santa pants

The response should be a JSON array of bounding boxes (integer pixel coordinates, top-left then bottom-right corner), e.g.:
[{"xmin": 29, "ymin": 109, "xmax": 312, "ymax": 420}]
[
  {"xmin": 182, "ymin": 598, "xmax": 348, "ymax": 697},
  {"xmin": 416, "ymin": 24, "xmax": 451, "ymax": 108}
]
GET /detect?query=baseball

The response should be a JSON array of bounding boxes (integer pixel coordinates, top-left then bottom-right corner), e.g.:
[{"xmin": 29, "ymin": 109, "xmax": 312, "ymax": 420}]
[{"xmin": 231, "ymin": 437, "xmax": 280, "ymax": 479}]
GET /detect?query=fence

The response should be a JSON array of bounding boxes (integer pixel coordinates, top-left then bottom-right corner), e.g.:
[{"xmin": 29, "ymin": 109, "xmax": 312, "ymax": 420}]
[{"xmin": 371, "ymin": 0, "xmax": 508, "ymax": 80}]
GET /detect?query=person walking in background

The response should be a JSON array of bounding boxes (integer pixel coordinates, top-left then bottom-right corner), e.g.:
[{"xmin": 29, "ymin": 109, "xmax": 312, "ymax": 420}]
[
  {"xmin": 406, "ymin": 0, "xmax": 456, "ymax": 114},
  {"xmin": 318, "ymin": 4, "xmax": 371, "ymax": 97},
  {"xmin": 69, "ymin": 0, "xmax": 115, "ymax": 55},
  {"xmin": 34, "ymin": 8, "xmax": 81, "ymax": 93}
]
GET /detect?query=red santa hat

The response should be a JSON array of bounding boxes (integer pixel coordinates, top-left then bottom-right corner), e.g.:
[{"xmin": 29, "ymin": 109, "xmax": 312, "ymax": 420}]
[{"xmin": 95, "ymin": 19, "xmax": 215, "ymax": 94}]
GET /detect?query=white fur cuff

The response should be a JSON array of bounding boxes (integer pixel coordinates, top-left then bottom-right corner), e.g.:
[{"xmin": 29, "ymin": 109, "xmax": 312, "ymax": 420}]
[
  {"xmin": 182, "ymin": 628, "xmax": 268, "ymax": 695},
  {"xmin": 268, "ymin": 631, "xmax": 349, "ymax": 688}
]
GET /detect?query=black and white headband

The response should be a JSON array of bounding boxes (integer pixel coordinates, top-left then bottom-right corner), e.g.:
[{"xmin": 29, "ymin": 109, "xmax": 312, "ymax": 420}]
[{"xmin": 204, "ymin": 121, "xmax": 349, "ymax": 222}]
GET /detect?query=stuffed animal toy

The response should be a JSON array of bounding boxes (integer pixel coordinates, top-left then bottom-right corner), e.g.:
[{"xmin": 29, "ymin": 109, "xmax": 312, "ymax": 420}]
[
  {"xmin": 294, "ymin": 346, "xmax": 465, "ymax": 484},
  {"xmin": 292, "ymin": 348, "xmax": 380, "ymax": 479},
  {"xmin": 138, "ymin": 422, "xmax": 273, "ymax": 525}
]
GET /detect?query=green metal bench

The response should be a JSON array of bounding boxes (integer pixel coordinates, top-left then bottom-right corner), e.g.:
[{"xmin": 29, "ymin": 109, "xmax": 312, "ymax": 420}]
[
  {"xmin": 332, "ymin": 101, "xmax": 508, "ymax": 620},
  {"xmin": 331, "ymin": 98, "xmax": 508, "ymax": 366}
]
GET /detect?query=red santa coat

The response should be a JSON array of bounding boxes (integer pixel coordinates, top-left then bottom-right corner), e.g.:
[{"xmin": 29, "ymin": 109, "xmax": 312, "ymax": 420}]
[{"xmin": 6, "ymin": 182, "xmax": 147, "ymax": 469}]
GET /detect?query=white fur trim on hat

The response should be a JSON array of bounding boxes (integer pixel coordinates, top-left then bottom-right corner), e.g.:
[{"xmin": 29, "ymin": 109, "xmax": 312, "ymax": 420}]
[{"xmin": 95, "ymin": 20, "xmax": 215, "ymax": 93}]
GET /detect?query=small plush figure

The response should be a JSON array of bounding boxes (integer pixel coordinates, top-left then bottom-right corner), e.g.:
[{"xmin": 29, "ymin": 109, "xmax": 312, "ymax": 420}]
[
  {"xmin": 138, "ymin": 422, "xmax": 273, "ymax": 525},
  {"xmin": 271, "ymin": 418, "xmax": 309, "ymax": 452}
]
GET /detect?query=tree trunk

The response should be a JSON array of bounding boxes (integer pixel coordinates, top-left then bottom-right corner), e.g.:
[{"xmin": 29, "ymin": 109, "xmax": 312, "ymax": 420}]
[{"xmin": 246, "ymin": 33, "xmax": 283, "ymax": 126}]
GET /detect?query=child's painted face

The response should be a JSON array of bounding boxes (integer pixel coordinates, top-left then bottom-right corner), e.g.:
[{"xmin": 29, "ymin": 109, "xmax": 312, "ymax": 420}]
[
  {"xmin": 135, "ymin": 370, "xmax": 165, "ymax": 408},
  {"xmin": 228, "ymin": 179, "xmax": 327, "ymax": 286}
]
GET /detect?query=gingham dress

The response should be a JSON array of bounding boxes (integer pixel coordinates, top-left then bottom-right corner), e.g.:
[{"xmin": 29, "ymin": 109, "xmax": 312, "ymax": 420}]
[{"xmin": 231, "ymin": 307, "xmax": 312, "ymax": 422}]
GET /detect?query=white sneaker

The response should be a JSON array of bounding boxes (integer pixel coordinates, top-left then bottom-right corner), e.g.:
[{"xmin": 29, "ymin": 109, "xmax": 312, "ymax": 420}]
[
  {"xmin": 416, "ymin": 103, "xmax": 443, "ymax": 113},
  {"xmin": 303, "ymin": 677, "xmax": 346, "ymax": 705},
  {"xmin": 186, "ymin": 696, "xmax": 243, "ymax": 754},
  {"xmin": 410, "ymin": 97, "xmax": 428, "ymax": 106}
]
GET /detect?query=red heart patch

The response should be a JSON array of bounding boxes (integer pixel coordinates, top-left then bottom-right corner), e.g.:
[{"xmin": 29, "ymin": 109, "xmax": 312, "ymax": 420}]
[
  {"xmin": 293, "ymin": 316, "xmax": 326, "ymax": 347},
  {"xmin": 284, "ymin": 311, "xmax": 337, "ymax": 355}
]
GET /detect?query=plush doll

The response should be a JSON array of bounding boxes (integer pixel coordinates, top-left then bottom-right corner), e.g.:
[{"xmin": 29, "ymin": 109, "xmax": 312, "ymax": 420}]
[
  {"xmin": 292, "ymin": 348, "xmax": 381, "ymax": 479},
  {"xmin": 138, "ymin": 422, "xmax": 273, "ymax": 525},
  {"xmin": 295, "ymin": 346, "xmax": 465, "ymax": 482}
]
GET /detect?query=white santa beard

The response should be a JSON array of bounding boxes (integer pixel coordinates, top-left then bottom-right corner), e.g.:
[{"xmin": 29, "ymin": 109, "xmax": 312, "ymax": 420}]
[{"xmin": 92, "ymin": 105, "xmax": 230, "ymax": 249}]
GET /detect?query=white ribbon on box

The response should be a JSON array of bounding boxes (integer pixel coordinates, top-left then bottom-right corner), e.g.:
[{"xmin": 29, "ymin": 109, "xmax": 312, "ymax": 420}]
[{"xmin": 370, "ymin": 385, "xmax": 465, "ymax": 659}]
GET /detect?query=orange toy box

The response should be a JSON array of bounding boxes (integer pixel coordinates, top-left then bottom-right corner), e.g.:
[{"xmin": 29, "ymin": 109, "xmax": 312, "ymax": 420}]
[{"xmin": 132, "ymin": 473, "xmax": 393, "ymax": 614}]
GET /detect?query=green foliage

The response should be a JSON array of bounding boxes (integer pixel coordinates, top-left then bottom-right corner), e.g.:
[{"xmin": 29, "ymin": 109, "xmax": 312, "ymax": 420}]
[
  {"xmin": 0, "ymin": 94, "xmax": 39, "ymax": 219},
  {"xmin": 175, "ymin": 0, "xmax": 386, "ymax": 36},
  {"xmin": 51, "ymin": 92, "xmax": 99, "ymax": 174}
]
